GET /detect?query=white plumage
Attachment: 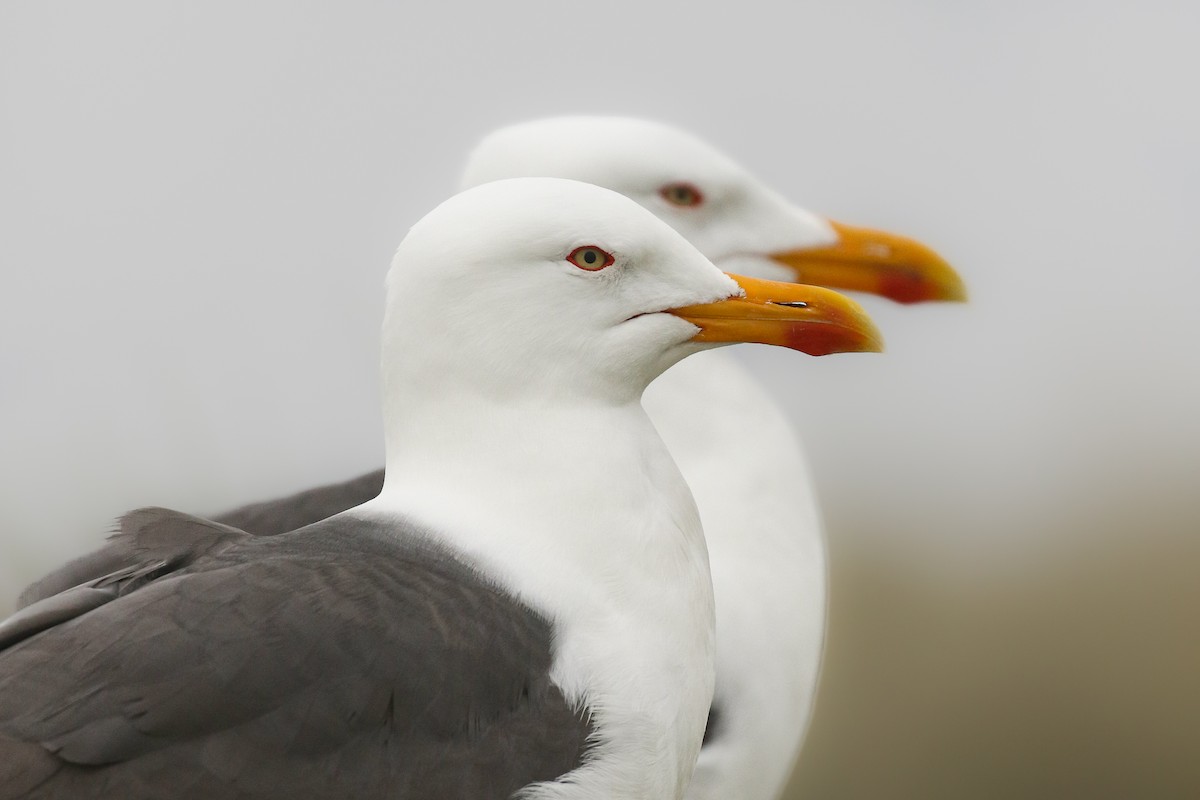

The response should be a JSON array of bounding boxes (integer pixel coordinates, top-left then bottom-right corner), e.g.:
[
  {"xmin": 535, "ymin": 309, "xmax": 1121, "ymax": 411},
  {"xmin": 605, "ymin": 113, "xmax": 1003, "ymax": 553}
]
[{"xmin": 462, "ymin": 118, "xmax": 961, "ymax": 799}]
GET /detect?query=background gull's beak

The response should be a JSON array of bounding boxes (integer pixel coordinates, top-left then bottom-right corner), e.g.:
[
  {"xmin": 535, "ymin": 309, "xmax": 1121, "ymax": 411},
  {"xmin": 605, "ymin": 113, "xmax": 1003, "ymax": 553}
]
[{"xmin": 771, "ymin": 220, "xmax": 967, "ymax": 304}]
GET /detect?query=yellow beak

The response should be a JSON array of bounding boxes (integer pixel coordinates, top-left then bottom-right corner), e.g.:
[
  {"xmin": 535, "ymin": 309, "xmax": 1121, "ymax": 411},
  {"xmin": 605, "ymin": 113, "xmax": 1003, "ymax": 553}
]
[
  {"xmin": 771, "ymin": 220, "xmax": 967, "ymax": 304},
  {"xmin": 668, "ymin": 273, "xmax": 884, "ymax": 356}
]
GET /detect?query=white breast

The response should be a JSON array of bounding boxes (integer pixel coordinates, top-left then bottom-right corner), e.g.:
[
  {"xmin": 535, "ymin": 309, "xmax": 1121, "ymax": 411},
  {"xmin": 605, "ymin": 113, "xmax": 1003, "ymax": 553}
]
[{"xmin": 370, "ymin": 400, "xmax": 716, "ymax": 800}]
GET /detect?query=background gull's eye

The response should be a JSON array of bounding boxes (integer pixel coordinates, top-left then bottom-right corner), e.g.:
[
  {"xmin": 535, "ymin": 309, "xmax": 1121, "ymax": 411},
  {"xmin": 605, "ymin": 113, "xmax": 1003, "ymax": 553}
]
[
  {"xmin": 567, "ymin": 245, "xmax": 615, "ymax": 271},
  {"xmin": 659, "ymin": 182, "xmax": 705, "ymax": 207}
]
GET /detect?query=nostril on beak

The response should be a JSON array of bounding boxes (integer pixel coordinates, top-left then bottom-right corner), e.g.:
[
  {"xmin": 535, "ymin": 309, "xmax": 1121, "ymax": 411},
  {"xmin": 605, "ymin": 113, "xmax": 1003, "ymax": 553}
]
[{"xmin": 769, "ymin": 301, "xmax": 809, "ymax": 308}]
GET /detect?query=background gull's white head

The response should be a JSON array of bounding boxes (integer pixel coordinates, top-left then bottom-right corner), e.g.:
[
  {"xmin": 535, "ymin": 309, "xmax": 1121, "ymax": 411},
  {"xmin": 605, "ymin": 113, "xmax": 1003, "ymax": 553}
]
[
  {"xmin": 462, "ymin": 116, "xmax": 965, "ymax": 304},
  {"xmin": 461, "ymin": 118, "xmax": 824, "ymax": 275}
]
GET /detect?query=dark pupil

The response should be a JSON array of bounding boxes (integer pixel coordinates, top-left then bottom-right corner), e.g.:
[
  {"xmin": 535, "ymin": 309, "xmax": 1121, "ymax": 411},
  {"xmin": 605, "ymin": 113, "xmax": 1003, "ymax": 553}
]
[
  {"xmin": 675, "ymin": 188, "xmax": 689, "ymax": 201},
  {"xmin": 583, "ymin": 250, "xmax": 597, "ymax": 264}
]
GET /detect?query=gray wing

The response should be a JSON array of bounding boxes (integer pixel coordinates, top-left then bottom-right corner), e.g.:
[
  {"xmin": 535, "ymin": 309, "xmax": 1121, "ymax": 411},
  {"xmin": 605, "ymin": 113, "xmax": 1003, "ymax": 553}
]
[
  {"xmin": 0, "ymin": 508, "xmax": 592, "ymax": 799},
  {"xmin": 17, "ymin": 470, "xmax": 385, "ymax": 610},
  {"xmin": 15, "ymin": 546, "xmax": 155, "ymax": 614},
  {"xmin": 11, "ymin": 508, "xmax": 243, "ymax": 638}
]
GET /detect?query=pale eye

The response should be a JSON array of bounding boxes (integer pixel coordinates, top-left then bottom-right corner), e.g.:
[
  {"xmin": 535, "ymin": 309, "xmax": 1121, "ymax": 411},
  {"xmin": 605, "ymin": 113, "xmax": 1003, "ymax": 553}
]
[
  {"xmin": 567, "ymin": 245, "xmax": 615, "ymax": 271},
  {"xmin": 659, "ymin": 182, "xmax": 704, "ymax": 208}
]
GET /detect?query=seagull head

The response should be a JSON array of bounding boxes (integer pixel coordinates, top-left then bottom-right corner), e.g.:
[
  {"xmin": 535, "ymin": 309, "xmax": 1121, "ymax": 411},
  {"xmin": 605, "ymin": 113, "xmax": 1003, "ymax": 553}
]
[
  {"xmin": 462, "ymin": 116, "xmax": 966, "ymax": 304},
  {"xmin": 383, "ymin": 178, "xmax": 882, "ymax": 405}
]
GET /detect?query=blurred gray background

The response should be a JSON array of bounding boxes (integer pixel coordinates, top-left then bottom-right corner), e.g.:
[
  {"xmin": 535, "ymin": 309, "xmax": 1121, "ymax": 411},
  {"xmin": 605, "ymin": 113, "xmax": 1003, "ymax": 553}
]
[{"xmin": 2, "ymin": 2, "xmax": 1198, "ymax": 797}]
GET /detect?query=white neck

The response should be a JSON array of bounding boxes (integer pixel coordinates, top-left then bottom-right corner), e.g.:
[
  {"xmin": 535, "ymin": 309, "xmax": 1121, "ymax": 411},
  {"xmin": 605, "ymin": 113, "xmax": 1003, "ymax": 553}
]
[{"xmin": 363, "ymin": 391, "xmax": 716, "ymax": 799}]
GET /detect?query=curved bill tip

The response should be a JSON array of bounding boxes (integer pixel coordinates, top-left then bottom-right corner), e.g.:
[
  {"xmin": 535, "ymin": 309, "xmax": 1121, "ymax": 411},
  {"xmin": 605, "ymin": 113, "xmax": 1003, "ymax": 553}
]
[
  {"xmin": 772, "ymin": 220, "xmax": 967, "ymax": 305},
  {"xmin": 668, "ymin": 273, "xmax": 884, "ymax": 357}
]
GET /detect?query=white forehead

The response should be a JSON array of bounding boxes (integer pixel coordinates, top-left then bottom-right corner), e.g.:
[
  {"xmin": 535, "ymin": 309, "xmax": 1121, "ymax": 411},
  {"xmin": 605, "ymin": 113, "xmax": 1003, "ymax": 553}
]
[
  {"xmin": 395, "ymin": 176, "xmax": 697, "ymax": 273},
  {"xmin": 461, "ymin": 117, "xmax": 749, "ymax": 191}
]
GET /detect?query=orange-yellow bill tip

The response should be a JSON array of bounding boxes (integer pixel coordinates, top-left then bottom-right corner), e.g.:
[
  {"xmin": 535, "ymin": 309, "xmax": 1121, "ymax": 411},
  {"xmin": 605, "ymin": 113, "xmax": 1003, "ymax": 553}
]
[
  {"xmin": 771, "ymin": 220, "xmax": 967, "ymax": 305},
  {"xmin": 668, "ymin": 273, "xmax": 884, "ymax": 356}
]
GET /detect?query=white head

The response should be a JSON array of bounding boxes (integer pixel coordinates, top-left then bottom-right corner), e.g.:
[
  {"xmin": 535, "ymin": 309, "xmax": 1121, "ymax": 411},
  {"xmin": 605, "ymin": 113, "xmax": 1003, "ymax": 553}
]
[
  {"xmin": 383, "ymin": 177, "xmax": 738, "ymax": 409},
  {"xmin": 462, "ymin": 117, "xmax": 966, "ymax": 304},
  {"xmin": 380, "ymin": 178, "xmax": 881, "ymax": 438}
]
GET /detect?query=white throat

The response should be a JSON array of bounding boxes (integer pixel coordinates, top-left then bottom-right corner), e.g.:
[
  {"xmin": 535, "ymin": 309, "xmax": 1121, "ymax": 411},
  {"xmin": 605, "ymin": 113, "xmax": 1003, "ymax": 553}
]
[{"xmin": 363, "ymin": 390, "xmax": 716, "ymax": 799}]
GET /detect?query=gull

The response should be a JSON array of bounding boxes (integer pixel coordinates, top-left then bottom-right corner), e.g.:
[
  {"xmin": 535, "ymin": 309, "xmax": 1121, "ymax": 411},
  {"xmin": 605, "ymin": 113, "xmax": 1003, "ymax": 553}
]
[{"xmin": 0, "ymin": 177, "xmax": 882, "ymax": 799}]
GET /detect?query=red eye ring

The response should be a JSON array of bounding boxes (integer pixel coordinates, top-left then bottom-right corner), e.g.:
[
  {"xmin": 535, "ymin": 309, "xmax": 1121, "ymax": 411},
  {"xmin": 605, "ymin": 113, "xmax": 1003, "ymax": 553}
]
[
  {"xmin": 659, "ymin": 182, "xmax": 705, "ymax": 208},
  {"xmin": 567, "ymin": 245, "xmax": 615, "ymax": 271}
]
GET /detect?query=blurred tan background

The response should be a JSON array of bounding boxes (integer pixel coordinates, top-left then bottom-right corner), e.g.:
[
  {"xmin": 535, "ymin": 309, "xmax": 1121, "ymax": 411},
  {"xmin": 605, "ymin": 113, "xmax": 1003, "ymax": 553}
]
[
  {"xmin": 2, "ymin": 2, "xmax": 1198, "ymax": 797},
  {"xmin": 786, "ymin": 462, "xmax": 1199, "ymax": 798}
]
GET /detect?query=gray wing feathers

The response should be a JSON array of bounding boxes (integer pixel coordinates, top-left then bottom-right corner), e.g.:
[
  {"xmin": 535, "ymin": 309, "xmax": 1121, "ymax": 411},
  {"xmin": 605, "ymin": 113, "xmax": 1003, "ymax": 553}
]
[
  {"xmin": 10, "ymin": 508, "xmax": 244, "ymax": 644},
  {"xmin": 0, "ymin": 585, "xmax": 116, "ymax": 650},
  {"xmin": 0, "ymin": 509, "xmax": 592, "ymax": 798},
  {"xmin": 17, "ymin": 548, "xmax": 130, "ymax": 610},
  {"xmin": 17, "ymin": 471, "xmax": 386, "ymax": 611}
]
